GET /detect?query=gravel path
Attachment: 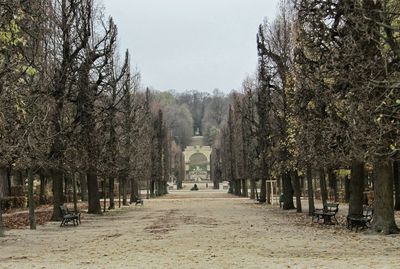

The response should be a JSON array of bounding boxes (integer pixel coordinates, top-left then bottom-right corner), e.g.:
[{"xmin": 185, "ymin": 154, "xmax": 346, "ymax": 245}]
[{"xmin": 1, "ymin": 190, "xmax": 400, "ymax": 268}]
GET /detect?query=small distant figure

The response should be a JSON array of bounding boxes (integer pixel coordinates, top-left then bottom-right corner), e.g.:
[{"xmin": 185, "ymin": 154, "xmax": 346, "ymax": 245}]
[
  {"xmin": 279, "ymin": 192, "xmax": 285, "ymax": 208},
  {"xmin": 206, "ymin": 183, "xmax": 208, "ymax": 188},
  {"xmin": 191, "ymin": 184, "xmax": 199, "ymax": 191}
]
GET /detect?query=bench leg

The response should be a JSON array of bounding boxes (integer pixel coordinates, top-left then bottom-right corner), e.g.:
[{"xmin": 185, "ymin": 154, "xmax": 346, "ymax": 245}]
[
  {"xmin": 312, "ymin": 215, "xmax": 322, "ymax": 224},
  {"xmin": 323, "ymin": 215, "xmax": 333, "ymax": 225}
]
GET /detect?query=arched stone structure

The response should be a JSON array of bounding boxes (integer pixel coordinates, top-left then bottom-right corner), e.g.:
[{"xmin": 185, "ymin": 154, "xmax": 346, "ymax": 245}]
[
  {"xmin": 189, "ymin": 152, "xmax": 208, "ymax": 165},
  {"xmin": 183, "ymin": 136, "xmax": 212, "ymax": 182}
]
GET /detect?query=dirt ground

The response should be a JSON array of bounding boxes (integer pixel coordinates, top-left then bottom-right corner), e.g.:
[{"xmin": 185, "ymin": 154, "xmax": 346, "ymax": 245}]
[{"xmin": 1, "ymin": 190, "xmax": 400, "ymax": 269}]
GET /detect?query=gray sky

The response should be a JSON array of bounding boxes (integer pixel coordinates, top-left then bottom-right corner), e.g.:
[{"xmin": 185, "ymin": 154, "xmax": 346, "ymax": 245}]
[{"xmin": 102, "ymin": 0, "xmax": 280, "ymax": 93}]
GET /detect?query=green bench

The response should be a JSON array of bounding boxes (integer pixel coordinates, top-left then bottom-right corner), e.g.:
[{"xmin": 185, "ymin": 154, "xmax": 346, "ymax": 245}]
[
  {"xmin": 347, "ymin": 205, "xmax": 373, "ymax": 232},
  {"xmin": 312, "ymin": 202, "xmax": 339, "ymax": 225},
  {"xmin": 59, "ymin": 205, "xmax": 81, "ymax": 227}
]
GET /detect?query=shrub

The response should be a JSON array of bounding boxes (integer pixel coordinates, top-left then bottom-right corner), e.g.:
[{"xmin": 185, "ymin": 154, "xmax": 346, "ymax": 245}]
[
  {"xmin": 10, "ymin": 186, "xmax": 24, "ymax": 196},
  {"xmin": 0, "ymin": 196, "xmax": 27, "ymax": 210}
]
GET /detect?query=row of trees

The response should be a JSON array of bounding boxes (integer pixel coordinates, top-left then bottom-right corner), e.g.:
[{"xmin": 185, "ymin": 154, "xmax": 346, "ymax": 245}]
[
  {"xmin": 215, "ymin": 0, "xmax": 400, "ymax": 234},
  {"xmin": 0, "ymin": 0, "xmax": 178, "ymax": 236}
]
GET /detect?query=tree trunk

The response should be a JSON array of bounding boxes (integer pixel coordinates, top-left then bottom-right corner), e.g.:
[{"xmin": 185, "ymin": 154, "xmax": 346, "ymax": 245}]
[
  {"xmin": 146, "ymin": 179, "xmax": 150, "ymax": 199},
  {"xmin": 6, "ymin": 167, "xmax": 11, "ymax": 197},
  {"xmin": 237, "ymin": 179, "xmax": 242, "ymax": 196},
  {"xmin": 228, "ymin": 105, "xmax": 239, "ymax": 196},
  {"xmin": 282, "ymin": 172, "xmax": 295, "ymax": 210},
  {"xmin": 260, "ymin": 178, "xmax": 267, "ymax": 203},
  {"xmin": 16, "ymin": 170, "xmax": 24, "ymax": 185},
  {"xmin": 102, "ymin": 180, "xmax": 106, "ymax": 213},
  {"xmin": 79, "ymin": 173, "xmax": 88, "ymax": 202},
  {"xmin": 349, "ymin": 160, "xmax": 364, "ymax": 216},
  {"xmin": 213, "ymin": 150, "xmax": 221, "ymax": 190},
  {"xmin": 72, "ymin": 173, "xmax": 78, "ymax": 213},
  {"xmin": 277, "ymin": 176, "xmax": 282, "ymax": 196},
  {"xmin": 77, "ymin": 54, "xmax": 102, "ymax": 215},
  {"xmin": 150, "ymin": 179, "xmax": 155, "ymax": 198},
  {"xmin": 51, "ymin": 169, "xmax": 64, "ymax": 221},
  {"xmin": 394, "ymin": 161, "xmax": 400, "ymax": 211},
  {"xmin": 306, "ymin": 165, "xmax": 315, "ymax": 216},
  {"xmin": 64, "ymin": 174, "xmax": 69, "ymax": 203},
  {"xmin": 0, "ymin": 168, "xmax": 9, "ymax": 198},
  {"xmin": 371, "ymin": 160, "xmax": 399, "ymax": 234},
  {"xmin": 0, "ymin": 194, "xmax": 3, "ymax": 237},
  {"xmin": 134, "ymin": 179, "xmax": 140, "ymax": 199},
  {"xmin": 108, "ymin": 177, "xmax": 115, "ymax": 210},
  {"xmin": 242, "ymin": 178, "xmax": 248, "ymax": 197},
  {"xmin": 39, "ymin": 172, "xmax": 46, "ymax": 205},
  {"xmin": 87, "ymin": 168, "xmax": 101, "ymax": 214},
  {"xmin": 0, "ymin": 179, "xmax": 4, "ymax": 236},
  {"xmin": 163, "ymin": 181, "xmax": 167, "ymax": 195},
  {"xmin": 292, "ymin": 171, "xmax": 302, "ymax": 213},
  {"xmin": 228, "ymin": 180, "xmax": 234, "ymax": 194},
  {"xmin": 344, "ymin": 175, "xmax": 350, "ymax": 203},
  {"xmin": 28, "ymin": 169, "xmax": 36, "ymax": 230},
  {"xmin": 119, "ymin": 179, "xmax": 122, "ymax": 207},
  {"xmin": 250, "ymin": 178, "xmax": 255, "ymax": 200},
  {"xmin": 319, "ymin": 168, "xmax": 328, "ymax": 205},
  {"xmin": 328, "ymin": 168, "xmax": 338, "ymax": 202},
  {"xmin": 130, "ymin": 178, "xmax": 138, "ymax": 203},
  {"xmin": 121, "ymin": 176, "xmax": 128, "ymax": 205},
  {"xmin": 266, "ymin": 178, "xmax": 271, "ymax": 204}
]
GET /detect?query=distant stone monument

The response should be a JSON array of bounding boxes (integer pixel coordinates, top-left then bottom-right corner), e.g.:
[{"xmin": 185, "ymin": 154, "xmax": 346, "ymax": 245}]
[{"xmin": 182, "ymin": 135, "xmax": 212, "ymax": 182}]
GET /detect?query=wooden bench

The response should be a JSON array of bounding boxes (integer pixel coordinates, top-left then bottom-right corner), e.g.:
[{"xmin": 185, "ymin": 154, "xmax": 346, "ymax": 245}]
[
  {"xmin": 130, "ymin": 196, "xmax": 143, "ymax": 206},
  {"xmin": 347, "ymin": 205, "xmax": 373, "ymax": 232},
  {"xmin": 135, "ymin": 198, "xmax": 143, "ymax": 206},
  {"xmin": 312, "ymin": 202, "xmax": 339, "ymax": 225},
  {"xmin": 59, "ymin": 205, "xmax": 81, "ymax": 227}
]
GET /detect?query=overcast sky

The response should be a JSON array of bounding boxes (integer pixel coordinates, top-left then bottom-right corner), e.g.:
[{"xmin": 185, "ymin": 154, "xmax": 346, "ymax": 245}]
[{"xmin": 102, "ymin": 0, "xmax": 280, "ymax": 93}]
